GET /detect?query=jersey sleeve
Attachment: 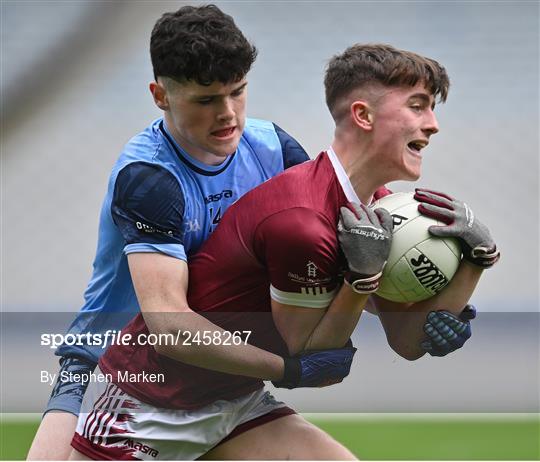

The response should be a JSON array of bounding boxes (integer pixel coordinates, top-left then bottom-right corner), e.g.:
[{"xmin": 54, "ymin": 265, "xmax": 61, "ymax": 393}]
[
  {"xmin": 111, "ymin": 162, "xmax": 187, "ymax": 260},
  {"xmin": 254, "ymin": 207, "xmax": 342, "ymax": 309},
  {"xmin": 272, "ymin": 123, "xmax": 310, "ymax": 169}
]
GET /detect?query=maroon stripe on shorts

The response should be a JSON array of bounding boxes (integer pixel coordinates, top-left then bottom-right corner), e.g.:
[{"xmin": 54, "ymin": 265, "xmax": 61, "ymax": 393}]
[
  {"xmin": 96, "ymin": 390, "xmax": 127, "ymax": 446},
  {"xmin": 85, "ymin": 383, "xmax": 123, "ymax": 441},
  {"xmin": 72, "ymin": 432, "xmax": 138, "ymax": 460},
  {"xmin": 93, "ymin": 384, "xmax": 126, "ymax": 445},
  {"xmin": 83, "ymin": 383, "xmax": 114, "ymax": 438}
]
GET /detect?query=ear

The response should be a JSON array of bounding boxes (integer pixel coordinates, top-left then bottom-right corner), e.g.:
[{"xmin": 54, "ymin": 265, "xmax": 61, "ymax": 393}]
[
  {"xmin": 350, "ymin": 101, "xmax": 373, "ymax": 131},
  {"xmin": 149, "ymin": 80, "xmax": 169, "ymax": 111}
]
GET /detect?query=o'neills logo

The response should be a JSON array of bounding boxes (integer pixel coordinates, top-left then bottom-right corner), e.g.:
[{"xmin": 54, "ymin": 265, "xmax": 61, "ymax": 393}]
[
  {"xmin": 121, "ymin": 438, "xmax": 159, "ymax": 458},
  {"xmin": 410, "ymin": 253, "xmax": 448, "ymax": 293}
]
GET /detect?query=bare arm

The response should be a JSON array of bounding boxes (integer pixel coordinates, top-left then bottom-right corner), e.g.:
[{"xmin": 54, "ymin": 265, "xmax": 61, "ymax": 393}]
[
  {"xmin": 129, "ymin": 252, "xmax": 284, "ymax": 381},
  {"xmin": 374, "ymin": 188, "xmax": 500, "ymax": 360},
  {"xmin": 371, "ymin": 260, "xmax": 483, "ymax": 360},
  {"xmin": 272, "ymin": 284, "xmax": 369, "ymax": 355}
]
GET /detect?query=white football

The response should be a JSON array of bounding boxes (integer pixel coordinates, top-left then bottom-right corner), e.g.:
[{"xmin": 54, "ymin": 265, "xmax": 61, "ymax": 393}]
[{"xmin": 371, "ymin": 192, "xmax": 461, "ymax": 303}]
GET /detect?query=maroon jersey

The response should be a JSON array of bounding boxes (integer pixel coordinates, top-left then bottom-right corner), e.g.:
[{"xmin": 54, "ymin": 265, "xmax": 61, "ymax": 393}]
[{"xmin": 100, "ymin": 151, "xmax": 391, "ymax": 409}]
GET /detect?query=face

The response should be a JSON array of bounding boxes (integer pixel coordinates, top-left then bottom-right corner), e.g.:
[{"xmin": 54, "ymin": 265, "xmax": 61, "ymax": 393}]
[
  {"xmin": 152, "ymin": 78, "xmax": 248, "ymax": 166},
  {"xmin": 369, "ymin": 82, "xmax": 440, "ymax": 181}
]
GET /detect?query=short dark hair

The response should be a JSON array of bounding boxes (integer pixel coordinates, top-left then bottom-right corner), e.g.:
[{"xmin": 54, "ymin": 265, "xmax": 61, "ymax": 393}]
[
  {"xmin": 150, "ymin": 4, "xmax": 257, "ymax": 85},
  {"xmin": 324, "ymin": 44, "xmax": 450, "ymax": 113}
]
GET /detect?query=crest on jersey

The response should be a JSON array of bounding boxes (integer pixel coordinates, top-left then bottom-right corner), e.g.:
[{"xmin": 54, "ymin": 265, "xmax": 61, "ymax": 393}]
[{"xmin": 306, "ymin": 261, "xmax": 318, "ymax": 278}]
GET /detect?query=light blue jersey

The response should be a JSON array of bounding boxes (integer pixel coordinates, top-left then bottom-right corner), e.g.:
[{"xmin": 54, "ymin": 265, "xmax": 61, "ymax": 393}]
[{"xmin": 57, "ymin": 117, "xmax": 308, "ymax": 363}]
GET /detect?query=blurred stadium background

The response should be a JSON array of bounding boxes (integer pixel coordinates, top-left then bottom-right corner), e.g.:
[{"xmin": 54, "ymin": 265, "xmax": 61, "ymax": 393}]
[{"xmin": 1, "ymin": 1, "xmax": 538, "ymax": 460}]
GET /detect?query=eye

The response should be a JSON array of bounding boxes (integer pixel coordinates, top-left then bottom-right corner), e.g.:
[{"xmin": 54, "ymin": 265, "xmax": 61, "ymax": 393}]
[
  {"xmin": 197, "ymin": 97, "xmax": 214, "ymax": 105},
  {"xmin": 410, "ymin": 104, "xmax": 422, "ymax": 112},
  {"xmin": 231, "ymin": 86, "xmax": 246, "ymax": 98}
]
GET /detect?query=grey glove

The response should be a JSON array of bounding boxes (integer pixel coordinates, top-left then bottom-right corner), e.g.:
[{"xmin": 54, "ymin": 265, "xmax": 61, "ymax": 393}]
[
  {"xmin": 338, "ymin": 203, "xmax": 393, "ymax": 292},
  {"xmin": 414, "ymin": 188, "xmax": 500, "ymax": 268}
]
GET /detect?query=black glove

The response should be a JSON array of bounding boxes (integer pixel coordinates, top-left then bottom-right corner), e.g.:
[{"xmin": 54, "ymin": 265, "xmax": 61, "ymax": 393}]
[
  {"xmin": 414, "ymin": 189, "xmax": 499, "ymax": 268},
  {"xmin": 421, "ymin": 305, "xmax": 476, "ymax": 356},
  {"xmin": 272, "ymin": 344, "xmax": 357, "ymax": 389}
]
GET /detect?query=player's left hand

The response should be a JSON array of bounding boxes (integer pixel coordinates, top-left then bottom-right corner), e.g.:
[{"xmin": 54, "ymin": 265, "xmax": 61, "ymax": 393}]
[
  {"xmin": 421, "ymin": 305, "xmax": 476, "ymax": 356},
  {"xmin": 414, "ymin": 188, "xmax": 500, "ymax": 268}
]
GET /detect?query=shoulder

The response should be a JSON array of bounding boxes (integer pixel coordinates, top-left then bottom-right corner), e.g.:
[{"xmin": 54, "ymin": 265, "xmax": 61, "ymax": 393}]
[
  {"xmin": 112, "ymin": 118, "xmax": 198, "ymax": 186},
  {"xmin": 112, "ymin": 162, "xmax": 185, "ymax": 233},
  {"xmin": 114, "ymin": 162, "xmax": 182, "ymax": 203},
  {"xmin": 255, "ymin": 207, "xmax": 337, "ymax": 261},
  {"xmin": 242, "ymin": 118, "xmax": 309, "ymax": 169},
  {"xmin": 111, "ymin": 162, "xmax": 186, "ymax": 248},
  {"xmin": 117, "ymin": 119, "xmax": 164, "ymax": 163},
  {"xmin": 272, "ymin": 123, "xmax": 310, "ymax": 169},
  {"xmin": 258, "ymin": 207, "xmax": 333, "ymax": 238},
  {"xmin": 258, "ymin": 208, "xmax": 342, "ymax": 307},
  {"xmin": 241, "ymin": 118, "xmax": 280, "ymax": 147}
]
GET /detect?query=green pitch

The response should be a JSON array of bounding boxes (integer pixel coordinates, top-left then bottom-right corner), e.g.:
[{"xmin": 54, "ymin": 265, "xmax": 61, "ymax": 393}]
[
  {"xmin": 312, "ymin": 417, "xmax": 540, "ymax": 460},
  {"xmin": 1, "ymin": 416, "xmax": 538, "ymax": 460}
]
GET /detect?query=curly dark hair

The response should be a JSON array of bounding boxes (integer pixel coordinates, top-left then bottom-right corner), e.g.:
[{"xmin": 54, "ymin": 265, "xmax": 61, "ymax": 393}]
[
  {"xmin": 150, "ymin": 4, "xmax": 258, "ymax": 85},
  {"xmin": 324, "ymin": 44, "xmax": 450, "ymax": 115}
]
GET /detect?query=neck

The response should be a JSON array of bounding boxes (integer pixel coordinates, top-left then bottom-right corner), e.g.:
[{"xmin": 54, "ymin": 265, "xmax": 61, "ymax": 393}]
[{"xmin": 331, "ymin": 137, "xmax": 386, "ymax": 205}]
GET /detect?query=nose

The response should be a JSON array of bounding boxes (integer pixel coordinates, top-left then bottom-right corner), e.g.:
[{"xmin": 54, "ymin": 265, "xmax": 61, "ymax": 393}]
[
  {"xmin": 217, "ymin": 97, "xmax": 235, "ymax": 122},
  {"xmin": 423, "ymin": 109, "xmax": 439, "ymax": 136}
]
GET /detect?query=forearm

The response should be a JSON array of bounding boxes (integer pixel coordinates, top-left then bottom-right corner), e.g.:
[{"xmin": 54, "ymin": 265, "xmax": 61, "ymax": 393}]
[
  {"xmin": 130, "ymin": 253, "xmax": 285, "ymax": 381},
  {"xmin": 380, "ymin": 260, "xmax": 483, "ymax": 359},
  {"xmin": 313, "ymin": 200, "xmax": 391, "ymax": 352},
  {"xmin": 144, "ymin": 309, "xmax": 284, "ymax": 381},
  {"xmin": 303, "ymin": 284, "xmax": 368, "ymax": 351}
]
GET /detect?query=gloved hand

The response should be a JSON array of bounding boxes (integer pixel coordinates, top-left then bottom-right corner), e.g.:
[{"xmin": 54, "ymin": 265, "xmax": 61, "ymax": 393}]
[
  {"xmin": 414, "ymin": 188, "xmax": 499, "ymax": 268},
  {"xmin": 272, "ymin": 345, "xmax": 357, "ymax": 389},
  {"xmin": 421, "ymin": 305, "xmax": 477, "ymax": 357},
  {"xmin": 338, "ymin": 203, "xmax": 393, "ymax": 293}
]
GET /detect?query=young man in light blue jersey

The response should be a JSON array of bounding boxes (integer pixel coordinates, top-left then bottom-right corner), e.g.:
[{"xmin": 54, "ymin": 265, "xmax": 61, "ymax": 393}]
[{"xmin": 27, "ymin": 5, "xmax": 323, "ymax": 459}]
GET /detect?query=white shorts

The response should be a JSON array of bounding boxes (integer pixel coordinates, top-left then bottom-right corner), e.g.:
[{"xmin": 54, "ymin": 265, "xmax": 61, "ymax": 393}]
[{"xmin": 71, "ymin": 368, "xmax": 294, "ymax": 460}]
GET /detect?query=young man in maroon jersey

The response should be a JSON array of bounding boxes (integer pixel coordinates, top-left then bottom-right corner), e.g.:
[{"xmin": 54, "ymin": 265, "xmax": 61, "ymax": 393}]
[{"xmin": 69, "ymin": 44, "xmax": 499, "ymax": 460}]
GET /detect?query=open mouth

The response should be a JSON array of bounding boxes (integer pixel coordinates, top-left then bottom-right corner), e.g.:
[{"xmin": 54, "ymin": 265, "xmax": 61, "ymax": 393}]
[
  {"xmin": 211, "ymin": 127, "xmax": 236, "ymax": 139},
  {"xmin": 407, "ymin": 140, "xmax": 428, "ymax": 155}
]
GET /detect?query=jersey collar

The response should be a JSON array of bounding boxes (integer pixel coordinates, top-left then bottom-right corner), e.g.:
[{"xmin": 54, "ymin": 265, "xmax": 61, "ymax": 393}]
[{"xmin": 326, "ymin": 147, "xmax": 363, "ymax": 204}]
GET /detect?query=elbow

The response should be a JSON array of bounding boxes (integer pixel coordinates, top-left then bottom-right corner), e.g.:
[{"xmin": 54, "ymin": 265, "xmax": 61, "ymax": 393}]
[
  {"xmin": 387, "ymin": 337, "xmax": 425, "ymax": 361},
  {"xmin": 144, "ymin": 324, "xmax": 176, "ymax": 358},
  {"xmin": 152, "ymin": 337, "xmax": 186, "ymax": 360},
  {"xmin": 152, "ymin": 343, "xmax": 168, "ymax": 357},
  {"xmin": 142, "ymin": 304, "xmax": 192, "ymax": 357},
  {"xmin": 397, "ymin": 348, "xmax": 425, "ymax": 361},
  {"xmin": 148, "ymin": 330, "xmax": 170, "ymax": 357}
]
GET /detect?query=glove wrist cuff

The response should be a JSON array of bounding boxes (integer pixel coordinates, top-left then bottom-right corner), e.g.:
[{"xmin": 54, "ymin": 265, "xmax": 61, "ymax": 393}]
[
  {"xmin": 271, "ymin": 356, "xmax": 301, "ymax": 389},
  {"xmin": 463, "ymin": 245, "xmax": 500, "ymax": 268},
  {"xmin": 344, "ymin": 271, "xmax": 382, "ymax": 294}
]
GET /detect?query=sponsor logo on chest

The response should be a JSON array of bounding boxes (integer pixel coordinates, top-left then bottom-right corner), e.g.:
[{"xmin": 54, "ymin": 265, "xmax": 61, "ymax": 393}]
[{"xmin": 204, "ymin": 189, "xmax": 233, "ymax": 204}]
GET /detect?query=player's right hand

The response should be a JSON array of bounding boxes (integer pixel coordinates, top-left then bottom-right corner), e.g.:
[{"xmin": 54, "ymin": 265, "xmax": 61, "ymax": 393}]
[
  {"xmin": 414, "ymin": 188, "xmax": 500, "ymax": 268},
  {"xmin": 272, "ymin": 345, "xmax": 357, "ymax": 389},
  {"xmin": 338, "ymin": 202, "xmax": 393, "ymax": 277},
  {"xmin": 421, "ymin": 305, "xmax": 476, "ymax": 356}
]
